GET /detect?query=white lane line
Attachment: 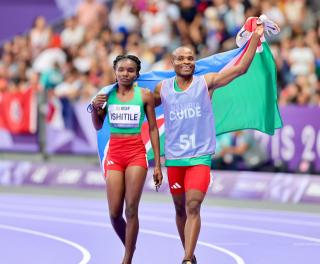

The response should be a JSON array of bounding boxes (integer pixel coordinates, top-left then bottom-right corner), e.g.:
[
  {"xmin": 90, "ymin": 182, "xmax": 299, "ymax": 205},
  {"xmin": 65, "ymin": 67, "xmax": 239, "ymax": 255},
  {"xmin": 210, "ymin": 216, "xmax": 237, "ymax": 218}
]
[
  {"xmin": 293, "ymin": 243, "xmax": 320, "ymax": 247},
  {"xmin": 187, "ymin": 212, "xmax": 320, "ymax": 227},
  {"xmin": 1, "ymin": 203, "xmax": 320, "ymax": 228},
  {"xmin": 3, "ymin": 198, "xmax": 320, "ymax": 220},
  {"xmin": 0, "ymin": 204, "xmax": 248, "ymax": 246},
  {"xmin": 139, "ymin": 215, "xmax": 320, "ymax": 244},
  {"xmin": 200, "ymin": 206, "xmax": 320, "ymax": 219},
  {"xmin": 203, "ymin": 213, "xmax": 320, "ymax": 226},
  {"xmin": 140, "ymin": 207, "xmax": 320, "ymax": 227},
  {"xmin": 0, "ymin": 211, "xmax": 245, "ymax": 264},
  {"xmin": 0, "ymin": 203, "xmax": 104, "ymax": 216},
  {"xmin": 2, "ymin": 203, "xmax": 320, "ymax": 245},
  {"xmin": 142, "ymin": 200, "xmax": 320, "ymax": 218},
  {"xmin": 0, "ymin": 224, "xmax": 91, "ymax": 264},
  {"xmin": 136, "ymin": 229, "xmax": 245, "ymax": 264},
  {"xmin": 141, "ymin": 205, "xmax": 320, "ymax": 220},
  {"xmin": 204, "ymin": 222, "xmax": 320, "ymax": 244},
  {"xmin": 2, "ymin": 197, "xmax": 320, "ymax": 221}
]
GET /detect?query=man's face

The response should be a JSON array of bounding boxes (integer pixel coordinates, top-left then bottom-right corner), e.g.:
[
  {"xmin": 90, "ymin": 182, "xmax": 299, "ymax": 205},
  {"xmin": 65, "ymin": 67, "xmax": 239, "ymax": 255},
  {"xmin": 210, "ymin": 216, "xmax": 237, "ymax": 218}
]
[{"xmin": 172, "ymin": 48, "xmax": 195, "ymax": 77}]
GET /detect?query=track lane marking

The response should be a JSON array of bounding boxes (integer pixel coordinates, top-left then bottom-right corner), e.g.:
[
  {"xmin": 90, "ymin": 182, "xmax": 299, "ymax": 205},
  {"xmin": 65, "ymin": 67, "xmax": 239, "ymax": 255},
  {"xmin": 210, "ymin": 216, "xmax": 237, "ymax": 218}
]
[
  {"xmin": 0, "ymin": 224, "xmax": 91, "ymax": 264},
  {"xmin": 0, "ymin": 211, "xmax": 245, "ymax": 264}
]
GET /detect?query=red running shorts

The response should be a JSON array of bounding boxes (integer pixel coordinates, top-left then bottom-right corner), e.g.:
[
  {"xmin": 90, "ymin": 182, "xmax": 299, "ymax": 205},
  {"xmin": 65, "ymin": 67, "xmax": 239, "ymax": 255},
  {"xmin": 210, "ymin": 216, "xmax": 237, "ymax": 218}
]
[
  {"xmin": 104, "ymin": 135, "xmax": 148, "ymax": 176},
  {"xmin": 167, "ymin": 165, "xmax": 211, "ymax": 194}
]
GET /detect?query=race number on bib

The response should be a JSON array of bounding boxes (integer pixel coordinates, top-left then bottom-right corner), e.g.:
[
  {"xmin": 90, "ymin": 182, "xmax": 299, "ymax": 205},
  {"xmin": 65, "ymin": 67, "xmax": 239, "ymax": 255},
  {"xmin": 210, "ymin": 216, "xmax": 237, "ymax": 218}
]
[{"xmin": 108, "ymin": 104, "xmax": 141, "ymax": 128}]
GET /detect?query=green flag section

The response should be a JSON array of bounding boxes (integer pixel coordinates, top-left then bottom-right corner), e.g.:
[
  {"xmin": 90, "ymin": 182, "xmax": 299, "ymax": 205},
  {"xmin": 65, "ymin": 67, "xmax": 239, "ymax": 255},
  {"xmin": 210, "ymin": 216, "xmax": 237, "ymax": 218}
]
[{"xmin": 213, "ymin": 42, "xmax": 282, "ymax": 136}]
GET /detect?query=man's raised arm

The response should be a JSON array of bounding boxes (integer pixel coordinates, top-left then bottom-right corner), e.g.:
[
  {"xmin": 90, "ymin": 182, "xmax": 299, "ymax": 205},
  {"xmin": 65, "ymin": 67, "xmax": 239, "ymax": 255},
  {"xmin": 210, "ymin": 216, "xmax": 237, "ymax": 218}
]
[{"xmin": 205, "ymin": 23, "xmax": 264, "ymax": 91}]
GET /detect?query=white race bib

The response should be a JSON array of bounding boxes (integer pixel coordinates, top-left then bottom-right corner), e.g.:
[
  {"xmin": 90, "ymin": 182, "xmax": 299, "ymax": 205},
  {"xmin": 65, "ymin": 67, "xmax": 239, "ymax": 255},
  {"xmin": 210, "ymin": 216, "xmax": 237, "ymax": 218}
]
[{"xmin": 108, "ymin": 104, "xmax": 141, "ymax": 128}]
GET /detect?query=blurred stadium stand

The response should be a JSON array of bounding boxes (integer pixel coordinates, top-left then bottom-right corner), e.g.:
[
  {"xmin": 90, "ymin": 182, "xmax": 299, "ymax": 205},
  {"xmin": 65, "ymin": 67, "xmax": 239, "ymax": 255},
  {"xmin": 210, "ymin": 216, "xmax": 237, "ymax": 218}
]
[{"xmin": 0, "ymin": 0, "xmax": 320, "ymax": 175}]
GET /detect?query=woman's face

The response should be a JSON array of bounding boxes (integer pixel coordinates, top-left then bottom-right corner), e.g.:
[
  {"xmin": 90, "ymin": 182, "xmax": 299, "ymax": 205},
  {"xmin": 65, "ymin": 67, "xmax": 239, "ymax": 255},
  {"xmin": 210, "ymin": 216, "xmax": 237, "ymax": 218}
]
[{"xmin": 114, "ymin": 59, "xmax": 138, "ymax": 86}]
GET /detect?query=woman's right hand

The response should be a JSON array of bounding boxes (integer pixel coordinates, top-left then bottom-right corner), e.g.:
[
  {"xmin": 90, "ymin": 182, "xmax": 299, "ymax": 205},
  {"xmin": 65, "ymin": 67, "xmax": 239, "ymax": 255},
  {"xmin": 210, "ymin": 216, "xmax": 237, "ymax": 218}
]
[{"xmin": 92, "ymin": 94, "xmax": 108, "ymax": 109}]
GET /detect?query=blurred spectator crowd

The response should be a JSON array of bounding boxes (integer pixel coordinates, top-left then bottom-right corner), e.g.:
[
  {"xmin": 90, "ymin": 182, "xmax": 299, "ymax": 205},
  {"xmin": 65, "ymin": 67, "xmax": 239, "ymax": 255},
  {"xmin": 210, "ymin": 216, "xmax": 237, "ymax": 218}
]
[
  {"xmin": 0, "ymin": 0, "xmax": 320, "ymax": 172},
  {"xmin": 1, "ymin": 0, "xmax": 320, "ymax": 105}
]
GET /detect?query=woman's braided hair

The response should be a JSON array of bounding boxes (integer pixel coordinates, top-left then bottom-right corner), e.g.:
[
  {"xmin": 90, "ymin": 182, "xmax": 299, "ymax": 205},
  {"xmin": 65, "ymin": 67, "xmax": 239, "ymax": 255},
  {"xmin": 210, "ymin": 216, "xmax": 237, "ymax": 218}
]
[{"xmin": 113, "ymin": 54, "xmax": 141, "ymax": 78}]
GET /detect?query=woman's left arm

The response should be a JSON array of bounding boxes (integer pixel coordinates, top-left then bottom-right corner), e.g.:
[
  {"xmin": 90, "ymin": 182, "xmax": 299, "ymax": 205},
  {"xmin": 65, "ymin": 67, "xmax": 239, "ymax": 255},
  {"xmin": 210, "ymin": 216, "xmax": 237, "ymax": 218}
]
[{"xmin": 143, "ymin": 89, "xmax": 163, "ymax": 189}]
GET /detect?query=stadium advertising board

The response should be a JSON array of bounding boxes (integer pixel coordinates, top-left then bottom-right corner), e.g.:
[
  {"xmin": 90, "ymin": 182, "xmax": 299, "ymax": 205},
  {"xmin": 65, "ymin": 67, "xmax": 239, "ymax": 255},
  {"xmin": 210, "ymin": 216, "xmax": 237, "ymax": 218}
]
[
  {"xmin": 1, "ymin": 161, "xmax": 319, "ymax": 204},
  {"xmin": 254, "ymin": 106, "xmax": 320, "ymax": 172}
]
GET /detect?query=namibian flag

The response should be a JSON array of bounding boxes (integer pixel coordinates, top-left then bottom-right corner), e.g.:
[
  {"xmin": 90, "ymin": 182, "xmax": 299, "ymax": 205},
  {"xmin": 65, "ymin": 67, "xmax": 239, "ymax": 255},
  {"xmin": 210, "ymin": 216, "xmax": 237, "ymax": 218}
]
[{"xmin": 95, "ymin": 16, "xmax": 283, "ymax": 170}]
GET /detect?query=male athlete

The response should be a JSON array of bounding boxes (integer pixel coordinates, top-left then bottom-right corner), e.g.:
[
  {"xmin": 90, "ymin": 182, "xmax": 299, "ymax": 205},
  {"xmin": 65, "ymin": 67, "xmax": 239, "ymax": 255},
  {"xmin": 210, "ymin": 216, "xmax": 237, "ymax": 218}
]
[{"xmin": 153, "ymin": 22, "xmax": 266, "ymax": 264}]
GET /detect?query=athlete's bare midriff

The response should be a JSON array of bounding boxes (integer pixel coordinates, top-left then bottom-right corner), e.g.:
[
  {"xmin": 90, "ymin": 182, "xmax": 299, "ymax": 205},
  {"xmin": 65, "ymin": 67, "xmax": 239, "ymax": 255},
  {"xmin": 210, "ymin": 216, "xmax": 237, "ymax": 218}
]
[{"xmin": 110, "ymin": 133, "xmax": 141, "ymax": 137}]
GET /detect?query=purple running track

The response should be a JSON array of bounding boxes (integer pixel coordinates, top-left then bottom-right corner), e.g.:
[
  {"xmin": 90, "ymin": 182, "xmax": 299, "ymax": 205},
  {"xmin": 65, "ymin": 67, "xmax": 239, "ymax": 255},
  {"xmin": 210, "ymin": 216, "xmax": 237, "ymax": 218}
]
[{"xmin": 0, "ymin": 194, "xmax": 319, "ymax": 264}]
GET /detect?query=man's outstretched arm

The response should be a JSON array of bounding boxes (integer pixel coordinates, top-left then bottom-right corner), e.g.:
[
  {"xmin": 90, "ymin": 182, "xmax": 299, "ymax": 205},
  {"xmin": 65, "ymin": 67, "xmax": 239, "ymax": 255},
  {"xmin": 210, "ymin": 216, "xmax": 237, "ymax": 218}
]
[{"xmin": 205, "ymin": 23, "xmax": 264, "ymax": 91}]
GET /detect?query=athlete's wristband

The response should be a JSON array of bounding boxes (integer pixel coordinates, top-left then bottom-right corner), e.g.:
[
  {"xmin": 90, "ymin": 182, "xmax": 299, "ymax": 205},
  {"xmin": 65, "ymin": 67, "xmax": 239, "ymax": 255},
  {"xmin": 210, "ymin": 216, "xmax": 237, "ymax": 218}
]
[
  {"xmin": 87, "ymin": 103, "xmax": 94, "ymax": 113},
  {"xmin": 87, "ymin": 103, "xmax": 103, "ymax": 113}
]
